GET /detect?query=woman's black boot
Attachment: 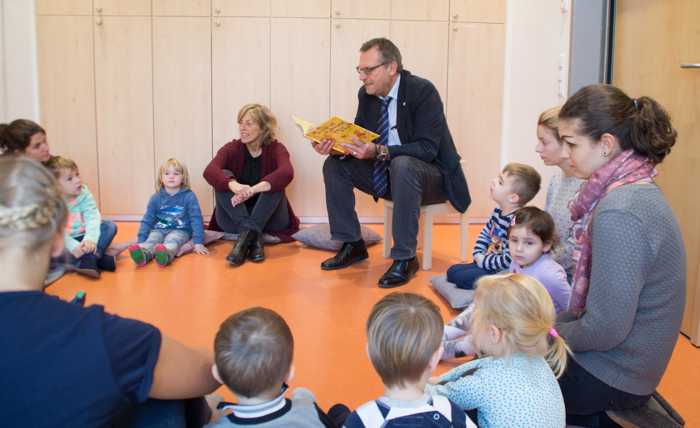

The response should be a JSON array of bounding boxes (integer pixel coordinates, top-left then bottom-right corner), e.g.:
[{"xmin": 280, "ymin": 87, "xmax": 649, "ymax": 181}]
[
  {"xmin": 248, "ymin": 233, "xmax": 265, "ymax": 262},
  {"xmin": 227, "ymin": 230, "xmax": 256, "ymax": 266}
]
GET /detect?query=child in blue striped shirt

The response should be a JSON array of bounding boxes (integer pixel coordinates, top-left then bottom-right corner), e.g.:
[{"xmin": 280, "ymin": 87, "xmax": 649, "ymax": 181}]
[{"xmin": 446, "ymin": 163, "xmax": 541, "ymax": 290}]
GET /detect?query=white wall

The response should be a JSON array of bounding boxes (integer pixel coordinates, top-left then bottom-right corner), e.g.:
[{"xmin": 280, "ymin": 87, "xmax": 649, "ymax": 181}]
[
  {"xmin": 501, "ymin": 0, "xmax": 571, "ymax": 208},
  {"xmin": 0, "ymin": 0, "xmax": 39, "ymax": 123}
]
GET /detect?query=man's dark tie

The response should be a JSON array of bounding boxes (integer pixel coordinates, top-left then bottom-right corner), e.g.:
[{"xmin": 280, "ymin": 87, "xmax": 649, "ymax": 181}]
[{"xmin": 372, "ymin": 96, "xmax": 392, "ymax": 196}]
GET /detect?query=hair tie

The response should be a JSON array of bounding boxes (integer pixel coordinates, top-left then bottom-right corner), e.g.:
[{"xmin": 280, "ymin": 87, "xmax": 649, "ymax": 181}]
[
  {"xmin": 633, "ymin": 98, "xmax": 640, "ymax": 110},
  {"xmin": 548, "ymin": 327, "xmax": 559, "ymax": 339}
]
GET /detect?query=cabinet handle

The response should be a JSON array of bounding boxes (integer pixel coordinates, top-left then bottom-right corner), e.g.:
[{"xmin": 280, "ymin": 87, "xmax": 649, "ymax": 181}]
[
  {"xmin": 96, "ymin": 7, "xmax": 103, "ymax": 13},
  {"xmin": 335, "ymin": 10, "xmax": 341, "ymax": 16},
  {"xmin": 335, "ymin": 23, "xmax": 341, "ymax": 29},
  {"xmin": 96, "ymin": 17, "xmax": 103, "ymax": 26},
  {"xmin": 215, "ymin": 8, "xmax": 221, "ymax": 15},
  {"xmin": 452, "ymin": 27, "xmax": 458, "ymax": 32},
  {"xmin": 215, "ymin": 21, "xmax": 221, "ymax": 27},
  {"xmin": 452, "ymin": 13, "xmax": 459, "ymax": 20},
  {"xmin": 680, "ymin": 63, "xmax": 700, "ymax": 69}
]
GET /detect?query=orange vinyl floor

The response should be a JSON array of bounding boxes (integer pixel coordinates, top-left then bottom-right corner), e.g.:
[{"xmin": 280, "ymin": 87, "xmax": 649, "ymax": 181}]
[{"xmin": 47, "ymin": 222, "xmax": 700, "ymax": 426}]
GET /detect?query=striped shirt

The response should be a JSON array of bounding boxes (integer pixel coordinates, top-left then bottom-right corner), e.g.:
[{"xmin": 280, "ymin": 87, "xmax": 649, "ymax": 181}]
[{"xmin": 472, "ymin": 207, "xmax": 514, "ymax": 272}]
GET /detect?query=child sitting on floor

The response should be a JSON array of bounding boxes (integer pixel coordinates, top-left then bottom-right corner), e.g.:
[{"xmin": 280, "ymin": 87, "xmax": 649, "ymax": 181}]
[
  {"xmin": 46, "ymin": 156, "xmax": 117, "ymax": 278},
  {"xmin": 129, "ymin": 158, "xmax": 207, "ymax": 266},
  {"xmin": 329, "ymin": 292, "xmax": 475, "ymax": 428},
  {"xmin": 206, "ymin": 307, "xmax": 331, "ymax": 427},
  {"xmin": 427, "ymin": 273, "xmax": 568, "ymax": 428},
  {"xmin": 446, "ymin": 163, "xmax": 541, "ymax": 290},
  {"xmin": 442, "ymin": 207, "xmax": 571, "ymax": 359}
]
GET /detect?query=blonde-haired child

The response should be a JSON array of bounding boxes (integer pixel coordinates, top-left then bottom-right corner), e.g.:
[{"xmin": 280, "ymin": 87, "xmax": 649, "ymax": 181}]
[
  {"xmin": 129, "ymin": 158, "xmax": 207, "ymax": 266},
  {"xmin": 46, "ymin": 155, "xmax": 117, "ymax": 278},
  {"xmin": 427, "ymin": 273, "xmax": 568, "ymax": 428}
]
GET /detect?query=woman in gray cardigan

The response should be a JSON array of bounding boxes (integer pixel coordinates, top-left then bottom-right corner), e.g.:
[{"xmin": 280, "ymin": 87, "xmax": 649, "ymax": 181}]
[{"xmin": 555, "ymin": 84, "xmax": 685, "ymax": 427}]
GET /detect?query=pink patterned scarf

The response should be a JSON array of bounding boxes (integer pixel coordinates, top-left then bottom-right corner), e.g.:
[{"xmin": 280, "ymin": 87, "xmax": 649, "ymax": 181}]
[{"xmin": 568, "ymin": 149, "xmax": 657, "ymax": 312}]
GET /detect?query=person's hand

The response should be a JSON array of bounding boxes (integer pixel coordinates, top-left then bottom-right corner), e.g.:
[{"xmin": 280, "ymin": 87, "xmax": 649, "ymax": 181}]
[
  {"xmin": 72, "ymin": 246, "xmax": 85, "ymax": 259},
  {"xmin": 193, "ymin": 244, "xmax": 209, "ymax": 255},
  {"xmin": 228, "ymin": 181, "xmax": 251, "ymax": 195},
  {"xmin": 231, "ymin": 192, "xmax": 252, "ymax": 207},
  {"xmin": 474, "ymin": 253, "xmax": 485, "ymax": 267},
  {"xmin": 312, "ymin": 138, "xmax": 335, "ymax": 155},
  {"xmin": 80, "ymin": 239, "xmax": 97, "ymax": 254},
  {"xmin": 341, "ymin": 137, "xmax": 377, "ymax": 160},
  {"xmin": 427, "ymin": 376, "xmax": 440, "ymax": 385}
]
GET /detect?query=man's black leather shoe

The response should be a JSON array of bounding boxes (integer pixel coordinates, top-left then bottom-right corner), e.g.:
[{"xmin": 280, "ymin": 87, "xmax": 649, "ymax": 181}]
[
  {"xmin": 378, "ymin": 257, "xmax": 419, "ymax": 288},
  {"xmin": 320, "ymin": 241, "xmax": 368, "ymax": 270},
  {"xmin": 248, "ymin": 234, "xmax": 265, "ymax": 262},
  {"xmin": 227, "ymin": 230, "xmax": 256, "ymax": 266}
]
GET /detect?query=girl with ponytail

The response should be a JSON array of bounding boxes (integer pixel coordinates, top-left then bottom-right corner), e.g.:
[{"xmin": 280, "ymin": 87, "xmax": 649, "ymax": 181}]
[
  {"xmin": 555, "ymin": 84, "xmax": 685, "ymax": 425},
  {"xmin": 427, "ymin": 273, "xmax": 568, "ymax": 428}
]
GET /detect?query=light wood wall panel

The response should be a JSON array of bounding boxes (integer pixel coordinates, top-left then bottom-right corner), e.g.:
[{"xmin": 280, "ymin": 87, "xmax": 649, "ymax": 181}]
[
  {"xmin": 391, "ymin": 0, "xmax": 449, "ymax": 21},
  {"xmin": 270, "ymin": 0, "xmax": 329, "ymax": 18},
  {"xmin": 331, "ymin": 0, "xmax": 391, "ymax": 19},
  {"xmin": 94, "ymin": 17, "xmax": 154, "ymax": 215},
  {"xmin": 94, "ymin": 0, "xmax": 151, "ymax": 15},
  {"xmin": 153, "ymin": 17, "xmax": 213, "ymax": 214},
  {"xmin": 451, "ymin": 0, "xmax": 505, "ymax": 23},
  {"xmin": 213, "ymin": 0, "xmax": 269, "ymax": 17},
  {"xmin": 153, "ymin": 0, "xmax": 210, "ymax": 16},
  {"xmin": 390, "ymin": 21, "xmax": 448, "ymax": 98},
  {"xmin": 212, "ymin": 18, "xmax": 270, "ymax": 152},
  {"xmin": 447, "ymin": 23, "xmax": 504, "ymax": 218},
  {"xmin": 36, "ymin": 16, "xmax": 99, "ymax": 203},
  {"xmin": 271, "ymin": 18, "xmax": 330, "ymax": 218},
  {"xmin": 36, "ymin": 0, "xmax": 93, "ymax": 15}
]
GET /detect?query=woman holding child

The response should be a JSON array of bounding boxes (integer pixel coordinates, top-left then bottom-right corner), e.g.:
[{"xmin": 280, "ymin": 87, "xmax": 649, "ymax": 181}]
[
  {"xmin": 204, "ymin": 104, "xmax": 299, "ymax": 267},
  {"xmin": 554, "ymin": 84, "xmax": 685, "ymax": 426}
]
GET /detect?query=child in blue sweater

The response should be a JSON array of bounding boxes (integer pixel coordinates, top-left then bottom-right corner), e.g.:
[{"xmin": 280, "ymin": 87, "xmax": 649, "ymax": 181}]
[{"xmin": 129, "ymin": 158, "xmax": 207, "ymax": 266}]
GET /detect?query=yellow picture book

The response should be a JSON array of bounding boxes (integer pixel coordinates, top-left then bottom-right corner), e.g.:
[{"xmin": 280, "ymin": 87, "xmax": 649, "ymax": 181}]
[{"xmin": 292, "ymin": 115, "xmax": 379, "ymax": 155}]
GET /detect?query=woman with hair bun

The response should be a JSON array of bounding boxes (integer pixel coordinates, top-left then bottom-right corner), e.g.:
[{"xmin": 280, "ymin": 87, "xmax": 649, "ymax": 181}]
[{"xmin": 555, "ymin": 84, "xmax": 685, "ymax": 426}]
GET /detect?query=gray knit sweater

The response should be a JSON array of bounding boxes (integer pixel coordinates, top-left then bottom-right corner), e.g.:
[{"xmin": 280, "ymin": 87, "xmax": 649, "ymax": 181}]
[
  {"xmin": 545, "ymin": 172, "xmax": 585, "ymax": 278},
  {"xmin": 556, "ymin": 183, "xmax": 686, "ymax": 395}
]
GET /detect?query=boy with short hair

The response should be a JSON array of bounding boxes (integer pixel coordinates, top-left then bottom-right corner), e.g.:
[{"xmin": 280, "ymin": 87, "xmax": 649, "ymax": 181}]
[
  {"xmin": 331, "ymin": 293, "xmax": 474, "ymax": 427},
  {"xmin": 46, "ymin": 155, "xmax": 117, "ymax": 278},
  {"xmin": 446, "ymin": 162, "xmax": 541, "ymax": 290},
  {"xmin": 206, "ymin": 307, "xmax": 330, "ymax": 427}
]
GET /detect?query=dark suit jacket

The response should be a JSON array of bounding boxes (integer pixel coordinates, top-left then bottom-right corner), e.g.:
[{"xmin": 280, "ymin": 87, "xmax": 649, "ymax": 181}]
[{"xmin": 354, "ymin": 70, "xmax": 471, "ymax": 213}]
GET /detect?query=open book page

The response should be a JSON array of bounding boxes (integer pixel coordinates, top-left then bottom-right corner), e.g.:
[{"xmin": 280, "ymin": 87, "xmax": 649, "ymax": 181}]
[{"xmin": 292, "ymin": 115, "xmax": 379, "ymax": 155}]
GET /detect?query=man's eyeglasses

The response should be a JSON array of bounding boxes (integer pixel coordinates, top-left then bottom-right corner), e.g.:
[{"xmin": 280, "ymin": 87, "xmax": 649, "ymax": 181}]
[{"xmin": 356, "ymin": 62, "xmax": 387, "ymax": 76}]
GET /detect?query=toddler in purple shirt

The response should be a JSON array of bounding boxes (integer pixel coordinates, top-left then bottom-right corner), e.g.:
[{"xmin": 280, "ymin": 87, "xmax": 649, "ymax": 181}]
[{"xmin": 442, "ymin": 207, "xmax": 571, "ymax": 359}]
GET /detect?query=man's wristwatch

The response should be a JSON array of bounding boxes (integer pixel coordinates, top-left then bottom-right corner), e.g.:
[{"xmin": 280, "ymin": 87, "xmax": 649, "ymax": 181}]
[{"xmin": 376, "ymin": 144, "xmax": 390, "ymax": 161}]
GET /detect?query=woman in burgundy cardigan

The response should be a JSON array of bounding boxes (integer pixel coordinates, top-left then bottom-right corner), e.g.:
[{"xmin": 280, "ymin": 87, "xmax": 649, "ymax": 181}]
[{"xmin": 203, "ymin": 104, "xmax": 299, "ymax": 266}]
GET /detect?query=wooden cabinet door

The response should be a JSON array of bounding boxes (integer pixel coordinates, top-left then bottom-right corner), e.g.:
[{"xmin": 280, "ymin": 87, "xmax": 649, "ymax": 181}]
[
  {"xmin": 271, "ymin": 18, "xmax": 330, "ymax": 218},
  {"xmin": 331, "ymin": 0, "xmax": 390, "ymax": 19},
  {"xmin": 447, "ymin": 23, "xmax": 504, "ymax": 218},
  {"xmin": 36, "ymin": 16, "xmax": 100, "ymax": 205},
  {"xmin": 212, "ymin": 0, "xmax": 269, "ymax": 16},
  {"xmin": 391, "ymin": 0, "xmax": 448, "ymax": 21},
  {"xmin": 451, "ymin": 0, "xmax": 505, "ymax": 23},
  {"xmin": 153, "ymin": 0, "xmax": 210, "ymax": 16},
  {"xmin": 212, "ymin": 18, "xmax": 270, "ymax": 152},
  {"xmin": 331, "ymin": 20, "xmax": 390, "ymax": 219},
  {"xmin": 614, "ymin": 0, "xmax": 700, "ymax": 344},
  {"xmin": 93, "ymin": 0, "xmax": 151, "ymax": 15},
  {"xmin": 390, "ymin": 21, "xmax": 448, "ymax": 98},
  {"xmin": 36, "ymin": 0, "xmax": 93, "ymax": 15},
  {"xmin": 94, "ymin": 17, "xmax": 154, "ymax": 216},
  {"xmin": 153, "ymin": 17, "xmax": 213, "ymax": 214},
  {"xmin": 270, "ymin": 0, "xmax": 329, "ymax": 18}
]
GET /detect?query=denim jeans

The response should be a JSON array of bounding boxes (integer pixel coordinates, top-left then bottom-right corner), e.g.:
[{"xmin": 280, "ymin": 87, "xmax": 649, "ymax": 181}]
[
  {"xmin": 65, "ymin": 220, "xmax": 118, "ymax": 265},
  {"xmin": 446, "ymin": 262, "xmax": 492, "ymax": 290}
]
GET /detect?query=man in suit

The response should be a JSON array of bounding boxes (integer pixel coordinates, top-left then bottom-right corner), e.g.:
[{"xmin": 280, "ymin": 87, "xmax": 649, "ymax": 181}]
[{"xmin": 314, "ymin": 37, "xmax": 470, "ymax": 288}]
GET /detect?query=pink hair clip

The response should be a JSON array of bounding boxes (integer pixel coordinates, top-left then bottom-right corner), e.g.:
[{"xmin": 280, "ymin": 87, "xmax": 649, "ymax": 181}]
[{"xmin": 549, "ymin": 327, "xmax": 559, "ymax": 339}]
